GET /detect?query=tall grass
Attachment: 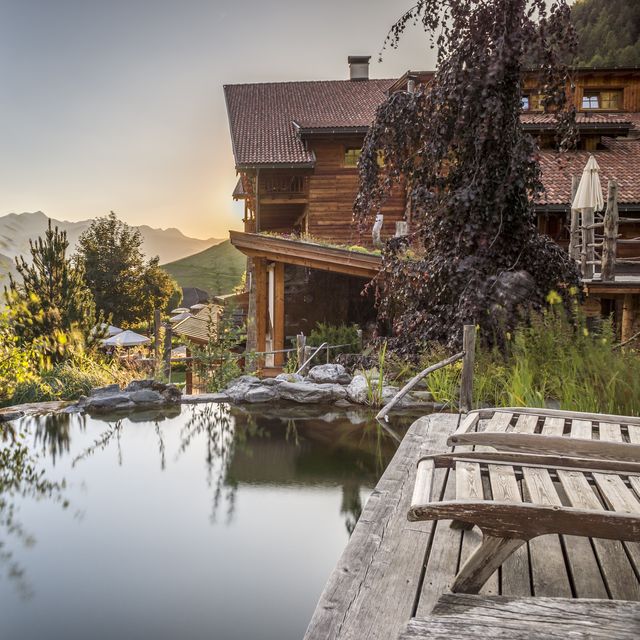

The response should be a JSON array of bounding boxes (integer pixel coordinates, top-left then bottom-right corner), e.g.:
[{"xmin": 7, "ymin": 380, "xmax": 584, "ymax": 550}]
[
  {"xmin": 420, "ymin": 302, "xmax": 640, "ymax": 415},
  {"xmin": 8, "ymin": 356, "xmax": 138, "ymax": 405}
]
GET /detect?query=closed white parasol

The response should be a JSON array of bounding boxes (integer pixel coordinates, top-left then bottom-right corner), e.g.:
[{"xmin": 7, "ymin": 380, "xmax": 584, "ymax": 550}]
[
  {"xmin": 102, "ymin": 330, "xmax": 151, "ymax": 348},
  {"xmin": 572, "ymin": 155, "xmax": 604, "ymax": 212},
  {"xmin": 572, "ymin": 155, "xmax": 604, "ymax": 280}
]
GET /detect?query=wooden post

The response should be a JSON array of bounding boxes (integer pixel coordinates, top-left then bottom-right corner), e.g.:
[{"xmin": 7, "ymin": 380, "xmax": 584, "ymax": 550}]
[
  {"xmin": 602, "ymin": 180, "xmax": 619, "ymax": 283},
  {"xmin": 296, "ymin": 333, "xmax": 306, "ymax": 371},
  {"xmin": 163, "ymin": 324, "xmax": 172, "ymax": 381},
  {"xmin": 153, "ymin": 309, "xmax": 161, "ymax": 364},
  {"xmin": 254, "ymin": 258, "xmax": 267, "ymax": 369},
  {"xmin": 255, "ymin": 168, "xmax": 261, "ymax": 233},
  {"xmin": 185, "ymin": 347, "xmax": 193, "ymax": 395},
  {"xmin": 622, "ymin": 295, "xmax": 636, "ymax": 343},
  {"xmin": 273, "ymin": 262, "xmax": 285, "ymax": 367},
  {"xmin": 460, "ymin": 324, "xmax": 476, "ymax": 413},
  {"xmin": 581, "ymin": 207, "xmax": 595, "ymax": 280},
  {"xmin": 569, "ymin": 175, "xmax": 581, "ymax": 262}
]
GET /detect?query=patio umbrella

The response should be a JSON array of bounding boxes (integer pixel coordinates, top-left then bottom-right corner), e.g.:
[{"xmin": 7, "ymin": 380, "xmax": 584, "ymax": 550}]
[
  {"xmin": 93, "ymin": 323, "xmax": 123, "ymax": 337},
  {"xmin": 572, "ymin": 155, "xmax": 604, "ymax": 279},
  {"xmin": 190, "ymin": 303, "xmax": 206, "ymax": 311},
  {"xmin": 102, "ymin": 330, "xmax": 151, "ymax": 348},
  {"xmin": 171, "ymin": 307, "xmax": 190, "ymax": 314},
  {"xmin": 170, "ymin": 311, "xmax": 192, "ymax": 323},
  {"xmin": 572, "ymin": 155, "xmax": 604, "ymax": 213}
]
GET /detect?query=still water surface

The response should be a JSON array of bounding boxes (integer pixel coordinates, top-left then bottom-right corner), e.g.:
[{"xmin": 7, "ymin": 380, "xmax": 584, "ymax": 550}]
[{"xmin": 1, "ymin": 403, "xmax": 415, "ymax": 640}]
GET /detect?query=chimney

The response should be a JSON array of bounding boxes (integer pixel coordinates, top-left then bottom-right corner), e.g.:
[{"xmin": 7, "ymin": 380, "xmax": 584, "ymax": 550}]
[{"xmin": 348, "ymin": 56, "xmax": 371, "ymax": 81}]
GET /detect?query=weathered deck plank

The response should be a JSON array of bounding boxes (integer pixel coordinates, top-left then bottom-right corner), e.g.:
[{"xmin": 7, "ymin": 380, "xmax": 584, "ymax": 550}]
[
  {"xmin": 303, "ymin": 413, "xmax": 459, "ymax": 640},
  {"xmin": 306, "ymin": 411, "xmax": 640, "ymax": 640},
  {"xmin": 400, "ymin": 594, "xmax": 640, "ymax": 639}
]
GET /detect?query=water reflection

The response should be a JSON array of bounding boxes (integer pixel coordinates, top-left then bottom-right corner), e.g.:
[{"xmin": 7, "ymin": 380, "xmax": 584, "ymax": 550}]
[
  {"xmin": 2, "ymin": 402, "xmax": 421, "ymax": 638},
  {"xmin": 0, "ymin": 421, "xmax": 67, "ymax": 598}
]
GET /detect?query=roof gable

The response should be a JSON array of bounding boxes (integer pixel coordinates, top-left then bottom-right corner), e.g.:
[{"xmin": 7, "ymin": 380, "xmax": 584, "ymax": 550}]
[{"xmin": 224, "ymin": 79, "xmax": 394, "ymax": 168}]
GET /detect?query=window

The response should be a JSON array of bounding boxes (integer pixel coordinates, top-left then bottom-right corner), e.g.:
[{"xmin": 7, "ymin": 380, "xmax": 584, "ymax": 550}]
[
  {"xmin": 521, "ymin": 93, "xmax": 544, "ymax": 111},
  {"xmin": 344, "ymin": 147, "xmax": 361, "ymax": 167},
  {"xmin": 582, "ymin": 92, "xmax": 600, "ymax": 109},
  {"xmin": 582, "ymin": 89, "xmax": 623, "ymax": 110}
]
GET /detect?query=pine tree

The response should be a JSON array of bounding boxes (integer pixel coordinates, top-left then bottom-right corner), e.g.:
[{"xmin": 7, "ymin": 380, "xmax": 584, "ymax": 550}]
[
  {"xmin": 6, "ymin": 220, "xmax": 99, "ymax": 358},
  {"xmin": 572, "ymin": 0, "xmax": 640, "ymax": 67}
]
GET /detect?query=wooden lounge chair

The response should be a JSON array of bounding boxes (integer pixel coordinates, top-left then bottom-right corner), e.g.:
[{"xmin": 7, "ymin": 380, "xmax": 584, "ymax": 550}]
[
  {"xmin": 449, "ymin": 407, "xmax": 640, "ymax": 462},
  {"xmin": 408, "ymin": 449, "xmax": 640, "ymax": 594}
]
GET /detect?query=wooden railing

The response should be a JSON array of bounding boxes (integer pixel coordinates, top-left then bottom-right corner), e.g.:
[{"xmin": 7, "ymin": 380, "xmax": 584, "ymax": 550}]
[
  {"xmin": 569, "ymin": 179, "xmax": 640, "ymax": 282},
  {"xmin": 258, "ymin": 174, "xmax": 309, "ymax": 197}
]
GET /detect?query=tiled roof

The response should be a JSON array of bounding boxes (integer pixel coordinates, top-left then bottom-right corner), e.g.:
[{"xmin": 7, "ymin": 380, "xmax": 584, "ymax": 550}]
[
  {"xmin": 538, "ymin": 138, "xmax": 640, "ymax": 206},
  {"xmin": 224, "ymin": 79, "xmax": 394, "ymax": 167},
  {"xmin": 522, "ymin": 112, "xmax": 632, "ymax": 127}
]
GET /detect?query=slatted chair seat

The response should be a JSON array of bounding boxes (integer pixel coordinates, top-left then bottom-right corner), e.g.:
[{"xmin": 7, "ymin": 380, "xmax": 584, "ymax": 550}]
[
  {"xmin": 409, "ymin": 450, "xmax": 640, "ymax": 594},
  {"xmin": 449, "ymin": 407, "xmax": 640, "ymax": 462}
]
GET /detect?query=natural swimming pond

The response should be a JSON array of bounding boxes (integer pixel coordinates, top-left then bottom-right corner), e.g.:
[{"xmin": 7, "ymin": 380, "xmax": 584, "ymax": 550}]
[{"xmin": 0, "ymin": 403, "xmax": 420, "ymax": 640}]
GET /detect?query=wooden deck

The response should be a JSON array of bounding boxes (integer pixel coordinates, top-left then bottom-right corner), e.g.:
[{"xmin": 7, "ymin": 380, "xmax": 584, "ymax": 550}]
[{"xmin": 304, "ymin": 413, "xmax": 640, "ymax": 640}]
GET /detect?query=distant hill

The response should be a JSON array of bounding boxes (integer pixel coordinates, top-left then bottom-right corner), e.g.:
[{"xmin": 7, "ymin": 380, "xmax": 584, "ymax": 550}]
[
  {"xmin": 0, "ymin": 211, "xmax": 222, "ymax": 265},
  {"xmin": 573, "ymin": 0, "xmax": 640, "ymax": 67},
  {"xmin": 162, "ymin": 240, "xmax": 246, "ymax": 296}
]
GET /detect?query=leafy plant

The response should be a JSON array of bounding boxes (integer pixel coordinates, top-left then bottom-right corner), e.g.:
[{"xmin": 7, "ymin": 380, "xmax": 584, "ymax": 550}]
[
  {"xmin": 362, "ymin": 341, "xmax": 388, "ymax": 408},
  {"xmin": 188, "ymin": 306, "xmax": 246, "ymax": 392},
  {"xmin": 355, "ymin": 0, "xmax": 579, "ymax": 352},
  {"xmin": 417, "ymin": 297, "xmax": 640, "ymax": 415},
  {"xmin": 307, "ymin": 322, "xmax": 361, "ymax": 365}
]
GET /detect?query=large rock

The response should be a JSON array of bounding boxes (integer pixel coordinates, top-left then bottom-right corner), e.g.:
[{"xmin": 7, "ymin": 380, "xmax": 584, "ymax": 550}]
[
  {"xmin": 160, "ymin": 384, "xmax": 182, "ymax": 403},
  {"xmin": 82, "ymin": 394, "xmax": 135, "ymax": 412},
  {"xmin": 244, "ymin": 385, "xmax": 278, "ymax": 403},
  {"xmin": 79, "ymin": 379, "xmax": 183, "ymax": 413},
  {"xmin": 306, "ymin": 364, "xmax": 351, "ymax": 385},
  {"xmin": 346, "ymin": 375, "xmax": 370, "ymax": 404},
  {"xmin": 226, "ymin": 378, "xmax": 260, "ymax": 402},
  {"xmin": 276, "ymin": 381, "xmax": 345, "ymax": 404},
  {"xmin": 128, "ymin": 389, "xmax": 165, "ymax": 405},
  {"xmin": 274, "ymin": 373, "xmax": 304, "ymax": 384},
  {"xmin": 90, "ymin": 384, "xmax": 121, "ymax": 396}
]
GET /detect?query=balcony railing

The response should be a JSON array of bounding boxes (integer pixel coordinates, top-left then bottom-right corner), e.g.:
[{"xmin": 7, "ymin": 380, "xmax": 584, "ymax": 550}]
[{"xmin": 258, "ymin": 174, "xmax": 309, "ymax": 198}]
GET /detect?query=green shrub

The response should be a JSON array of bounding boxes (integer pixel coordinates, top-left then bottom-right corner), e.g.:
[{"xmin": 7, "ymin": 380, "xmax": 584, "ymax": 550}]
[
  {"xmin": 307, "ymin": 322, "xmax": 361, "ymax": 365},
  {"xmin": 188, "ymin": 306, "xmax": 245, "ymax": 392}
]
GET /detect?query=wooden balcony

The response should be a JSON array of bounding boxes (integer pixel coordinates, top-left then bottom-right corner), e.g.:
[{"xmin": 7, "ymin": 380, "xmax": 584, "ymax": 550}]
[{"xmin": 258, "ymin": 174, "xmax": 309, "ymax": 204}]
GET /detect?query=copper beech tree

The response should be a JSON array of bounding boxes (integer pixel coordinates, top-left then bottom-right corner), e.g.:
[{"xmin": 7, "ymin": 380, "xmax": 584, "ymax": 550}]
[{"xmin": 355, "ymin": 0, "xmax": 580, "ymax": 352}]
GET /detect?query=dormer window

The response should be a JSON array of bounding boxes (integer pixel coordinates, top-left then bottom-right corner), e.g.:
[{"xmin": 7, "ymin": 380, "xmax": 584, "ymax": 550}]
[{"xmin": 582, "ymin": 89, "xmax": 623, "ymax": 110}]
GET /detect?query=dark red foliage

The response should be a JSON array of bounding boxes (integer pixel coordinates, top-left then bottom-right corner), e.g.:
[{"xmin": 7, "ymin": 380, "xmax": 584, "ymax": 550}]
[{"xmin": 355, "ymin": 0, "xmax": 580, "ymax": 352}]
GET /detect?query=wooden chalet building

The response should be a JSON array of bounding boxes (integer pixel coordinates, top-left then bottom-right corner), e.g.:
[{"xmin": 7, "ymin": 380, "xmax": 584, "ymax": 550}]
[{"xmin": 224, "ymin": 60, "xmax": 640, "ymax": 369}]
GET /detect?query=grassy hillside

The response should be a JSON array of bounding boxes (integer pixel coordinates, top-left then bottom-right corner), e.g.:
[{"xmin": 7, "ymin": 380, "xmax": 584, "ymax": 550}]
[{"xmin": 161, "ymin": 240, "xmax": 246, "ymax": 295}]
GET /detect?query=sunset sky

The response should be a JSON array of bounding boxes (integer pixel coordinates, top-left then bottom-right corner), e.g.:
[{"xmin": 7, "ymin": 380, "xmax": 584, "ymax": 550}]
[{"xmin": 1, "ymin": 0, "xmax": 436, "ymax": 240}]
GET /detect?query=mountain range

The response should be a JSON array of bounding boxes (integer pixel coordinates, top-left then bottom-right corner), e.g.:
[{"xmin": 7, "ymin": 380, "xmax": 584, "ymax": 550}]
[{"xmin": 0, "ymin": 212, "xmax": 222, "ymax": 281}]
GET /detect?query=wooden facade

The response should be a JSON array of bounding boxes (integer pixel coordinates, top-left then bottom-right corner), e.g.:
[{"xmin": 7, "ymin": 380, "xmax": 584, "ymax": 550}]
[{"xmin": 227, "ymin": 67, "xmax": 640, "ymax": 364}]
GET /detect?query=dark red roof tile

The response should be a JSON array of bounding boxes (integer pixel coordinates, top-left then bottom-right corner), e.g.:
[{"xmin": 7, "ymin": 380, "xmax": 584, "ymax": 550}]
[
  {"xmin": 224, "ymin": 79, "xmax": 394, "ymax": 167},
  {"xmin": 538, "ymin": 138, "xmax": 640, "ymax": 206}
]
